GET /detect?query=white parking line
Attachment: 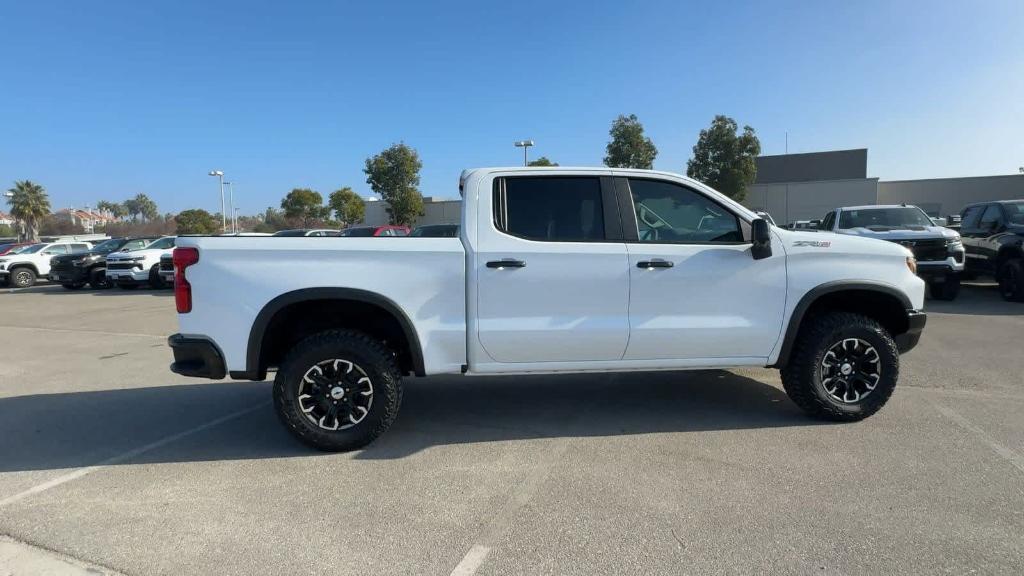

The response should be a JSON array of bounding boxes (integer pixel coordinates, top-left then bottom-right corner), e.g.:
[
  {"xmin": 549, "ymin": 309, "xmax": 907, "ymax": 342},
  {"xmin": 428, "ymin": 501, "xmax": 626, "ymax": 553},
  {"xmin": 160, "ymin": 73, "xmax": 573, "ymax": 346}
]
[
  {"xmin": 449, "ymin": 545, "xmax": 492, "ymax": 576},
  {"xmin": 931, "ymin": 401, "xmax": 1024, "ymax": 474},
  {"xmin": 0, "ymin": 402, "xmax": 268, "ymax": 508}
]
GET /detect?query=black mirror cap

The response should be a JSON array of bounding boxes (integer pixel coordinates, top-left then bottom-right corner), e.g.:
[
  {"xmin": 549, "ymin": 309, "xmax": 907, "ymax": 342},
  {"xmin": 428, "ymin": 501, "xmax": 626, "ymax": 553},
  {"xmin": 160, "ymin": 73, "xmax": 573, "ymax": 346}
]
[{"xmin": 752, "ymin": 218, "xmax": 772, "ymax": 260}]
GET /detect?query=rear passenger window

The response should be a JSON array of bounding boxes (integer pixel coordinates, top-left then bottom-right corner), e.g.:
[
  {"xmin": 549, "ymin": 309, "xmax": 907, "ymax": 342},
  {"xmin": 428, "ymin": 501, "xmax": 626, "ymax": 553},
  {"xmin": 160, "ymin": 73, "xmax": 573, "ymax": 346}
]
[{"xmin": 493, "ymin": 177, "xmax": 605, "ymax": 242}]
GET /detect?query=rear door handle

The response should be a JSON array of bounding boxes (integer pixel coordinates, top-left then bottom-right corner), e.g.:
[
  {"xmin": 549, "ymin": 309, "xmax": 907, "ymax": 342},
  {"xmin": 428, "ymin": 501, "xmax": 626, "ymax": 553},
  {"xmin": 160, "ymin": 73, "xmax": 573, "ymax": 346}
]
[
  {"xmin": 486, "ymin": 259, "xmax": 526, "ymax": 269},
  {"xmin": 637, "ymin": 259, "xmax": 673, "ymax": 269}
]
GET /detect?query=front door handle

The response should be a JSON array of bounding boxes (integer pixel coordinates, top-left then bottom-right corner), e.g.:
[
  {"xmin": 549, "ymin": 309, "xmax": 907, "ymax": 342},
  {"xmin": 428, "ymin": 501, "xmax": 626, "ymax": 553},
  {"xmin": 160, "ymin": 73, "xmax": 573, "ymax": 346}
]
[
  {"xmin": 637, "ymin": 259, "xmax": 673, "ymax": 269},
  {"xmin": 486, "ymin": 259, "xmax": 526, "ymax": 269}
]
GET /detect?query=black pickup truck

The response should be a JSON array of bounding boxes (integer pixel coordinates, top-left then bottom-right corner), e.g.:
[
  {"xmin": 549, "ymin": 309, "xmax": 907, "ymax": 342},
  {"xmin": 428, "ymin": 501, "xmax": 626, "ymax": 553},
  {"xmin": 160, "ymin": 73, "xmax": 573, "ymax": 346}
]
[
  {"xmin": 48, "ymin": 236, "xmax": 158, "ymax": 289},
  {"xmin": 959, "ymin": 200, "xmax": 1024, "ymax": 301}
]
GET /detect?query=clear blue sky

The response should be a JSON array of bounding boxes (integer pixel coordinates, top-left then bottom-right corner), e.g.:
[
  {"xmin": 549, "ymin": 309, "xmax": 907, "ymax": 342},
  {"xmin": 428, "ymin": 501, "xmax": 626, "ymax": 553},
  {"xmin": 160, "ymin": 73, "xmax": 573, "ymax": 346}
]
[{"xmin": 2, "ymin": 0, "xmax": 1021, "ymax": 215}]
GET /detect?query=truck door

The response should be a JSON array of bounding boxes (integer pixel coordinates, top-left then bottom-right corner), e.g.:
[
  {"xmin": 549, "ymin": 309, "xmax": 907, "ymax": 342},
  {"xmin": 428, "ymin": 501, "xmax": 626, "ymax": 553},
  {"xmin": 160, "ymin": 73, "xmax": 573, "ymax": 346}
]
[
  {"xmin": 618, "ymin": 177, "xmax": 787, "ymax": 360},
  {"xmin": 474, "ymin": 175, "xmax": 629, "ymax": 363}
]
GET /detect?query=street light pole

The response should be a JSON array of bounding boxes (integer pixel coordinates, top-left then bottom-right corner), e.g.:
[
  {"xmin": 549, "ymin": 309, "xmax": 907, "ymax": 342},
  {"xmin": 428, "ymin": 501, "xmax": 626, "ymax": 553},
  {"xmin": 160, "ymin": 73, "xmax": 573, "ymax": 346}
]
[
  {"xmin": 514, "ymin": 140, "xmax": 534, "ymax": 166},
  {"xmin": 224, "ymin": 181, "xmax": 236, "ymax": 233},
  {"xmin": 208, "ymin": 170, "xmax": 226, "ymax": 232}
]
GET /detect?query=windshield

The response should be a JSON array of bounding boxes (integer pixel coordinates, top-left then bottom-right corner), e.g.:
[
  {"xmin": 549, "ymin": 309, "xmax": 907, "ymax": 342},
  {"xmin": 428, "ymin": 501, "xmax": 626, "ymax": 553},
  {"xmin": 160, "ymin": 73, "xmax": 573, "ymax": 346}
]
[
  {"xmin": 18, "ymin": 244, "xmax": 47, "ymax": 254},
  {"xmin": 838, "ymin": 207, "xmax": 934, "ymax": 230},
  {"xmin": 340, "ymin": 227, "xmax": 375, "ymax": 237},
  {"xmin": 91, "ymin": 238, "xmax": 124, "ymax": 252}
]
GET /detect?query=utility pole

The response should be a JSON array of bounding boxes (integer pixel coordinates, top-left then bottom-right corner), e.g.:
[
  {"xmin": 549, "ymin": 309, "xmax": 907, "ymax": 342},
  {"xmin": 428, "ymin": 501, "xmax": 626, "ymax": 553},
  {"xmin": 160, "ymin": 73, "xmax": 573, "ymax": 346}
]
[{"xmin": 208, "ymin": 170, "xmax": 226, "ymax": 232}]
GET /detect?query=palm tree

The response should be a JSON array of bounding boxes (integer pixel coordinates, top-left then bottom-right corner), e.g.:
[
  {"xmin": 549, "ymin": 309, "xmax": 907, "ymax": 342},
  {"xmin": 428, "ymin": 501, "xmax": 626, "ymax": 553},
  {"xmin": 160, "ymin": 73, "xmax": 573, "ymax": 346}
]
[{"xmin": 6, "ymin": 180, "xmax": 51, "ymax": 242}]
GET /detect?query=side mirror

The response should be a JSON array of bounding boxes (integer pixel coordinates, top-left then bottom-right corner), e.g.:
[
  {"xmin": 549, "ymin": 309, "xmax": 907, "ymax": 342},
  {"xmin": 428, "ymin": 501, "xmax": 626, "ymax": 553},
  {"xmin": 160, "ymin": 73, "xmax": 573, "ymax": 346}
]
[{"xmin": 751, "ymin": 218, "xmax": 772, "ymax": 260}]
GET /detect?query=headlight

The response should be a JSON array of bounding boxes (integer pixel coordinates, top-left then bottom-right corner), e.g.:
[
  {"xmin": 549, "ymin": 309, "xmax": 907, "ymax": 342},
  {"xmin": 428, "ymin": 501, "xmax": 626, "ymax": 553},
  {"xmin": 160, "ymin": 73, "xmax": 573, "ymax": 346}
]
[{"xmin": 945, "ymin": 237, "xmax": 962, "ymax": 249}]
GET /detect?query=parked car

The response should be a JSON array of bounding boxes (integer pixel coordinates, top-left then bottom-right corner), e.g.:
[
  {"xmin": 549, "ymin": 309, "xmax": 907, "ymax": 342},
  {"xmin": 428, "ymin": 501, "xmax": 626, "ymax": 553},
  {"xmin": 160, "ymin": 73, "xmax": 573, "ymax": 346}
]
[
  {"xmin": 959, "ymin": 200, "xmax": 1024, "ymax": 301},
  {"xmin": 819, "ymin": 204, "xmax": 965, "ymax": 301},
  {"xmin": 0, "ymin": 242, "xmax": 33, "ymax": 256},
  {"xmin": 339, "ymin": 225, "xmax": 410, "ymax": 237},
  {"xmin": 272, "ymin": 229, "xmax": 339, "ymax": 237},
  {"xmin": 410, "ymin": 224, "xmax": 460, "ymax": 237},
  {"xmin": 169, "ymin": 167, "xmax": 926, "ymax": 452},
  {"xmin": 48, "ymin": 237, "xmax": 159, "ymax": 289},
  {"xmin": 104, "ymin": 236, "xmax": 176, "ymax": 289},
  {"xmin": 753, "ymin": 211, "xmax": 777, "ymax": 227},
  {"xmin": 0, "ymin": 241, "xmax": 93, "ymax": 288},
  {"xmin": 785, "ymin": 220, "xmax": 819, "ymax": 231},
  {"xmin": 159, "ymin": 253, "xmax": 174, "ymax": 286}
]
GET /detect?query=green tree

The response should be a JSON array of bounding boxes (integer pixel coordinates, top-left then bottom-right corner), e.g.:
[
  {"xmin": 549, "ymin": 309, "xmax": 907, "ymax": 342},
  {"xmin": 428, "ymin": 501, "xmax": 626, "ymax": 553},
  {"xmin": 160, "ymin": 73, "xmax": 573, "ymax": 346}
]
[
  {"xmin": 604, "ymin": 114, "xmax": 657, "ymax": 169},
  {"xmin": 527, "ymin": 156, "xmax": 559, "ymax": 167},
  {"xmin": 328, "ymin": 187, "xmax": 366, "ymax": 225},
  {"xmin": 6, "ymin": 180, "xmax": 51, "ymax": 242},
  {"xmin": 133, "ymin": 194, "xmax": 159, "ymax": 221},
  {"xmin": 0, "ymin": 224, "xmax": 15, "ymax": 237},
  {"xmin": 364, "ymin": 143, "xmax": 424, "ymax": 226},
  {"xmin": 281, "ymin": 188, "xmax": 329, "ymax": 226},
  {"xmin": 175, "ymin": 209, "xmax": 219, "ymax": 235},
  {"xmin": 686, "ymin": 115, "xmax": 761, "ymax": 201}
]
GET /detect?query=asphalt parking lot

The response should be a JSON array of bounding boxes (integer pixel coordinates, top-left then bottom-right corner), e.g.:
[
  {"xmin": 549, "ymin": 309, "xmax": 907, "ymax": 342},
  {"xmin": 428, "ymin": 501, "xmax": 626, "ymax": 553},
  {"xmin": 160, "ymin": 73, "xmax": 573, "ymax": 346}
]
[{"xmin": 1, "ymin": 282, "xmax": 1022, "ymax": 575}]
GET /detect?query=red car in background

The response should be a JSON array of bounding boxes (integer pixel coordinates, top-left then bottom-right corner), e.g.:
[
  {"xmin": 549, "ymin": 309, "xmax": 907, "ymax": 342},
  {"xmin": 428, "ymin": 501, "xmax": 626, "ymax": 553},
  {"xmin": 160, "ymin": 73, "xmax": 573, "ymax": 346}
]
[
  {"xmin": 0, "ymin": 242, "xmax": 33, "ymax": 256},
  {"xmin": 339, "ymin": 225, "xmax": 410, "ymax": 237}
]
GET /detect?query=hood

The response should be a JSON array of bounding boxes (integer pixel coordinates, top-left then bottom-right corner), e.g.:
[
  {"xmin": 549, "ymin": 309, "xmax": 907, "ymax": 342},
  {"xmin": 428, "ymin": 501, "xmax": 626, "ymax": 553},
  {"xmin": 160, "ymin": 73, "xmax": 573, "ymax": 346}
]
[
  {"xmin": 778, "ymin": 229, "xmax": 913, "ymax": 258},
  {"xmin": 837, "ymin": 225, "xmax": 958, "ymax": 241},
  {"xmin": 51, "ymin": 249, "xmax": 108, "ymax": 263}
]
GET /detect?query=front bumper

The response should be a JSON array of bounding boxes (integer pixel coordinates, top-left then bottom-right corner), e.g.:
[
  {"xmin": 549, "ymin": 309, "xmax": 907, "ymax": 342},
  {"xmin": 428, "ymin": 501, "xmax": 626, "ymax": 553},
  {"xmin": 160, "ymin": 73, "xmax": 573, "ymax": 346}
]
[
  {"xmin": 168, "ymin": 334, "xmax": 226, "ymax": 379},
  {"xmin": 915, "ymin": 256, "xmax": 964, "ymax": 279},
  {"xmin": 894, "ymin": 310, "xmax": 927, "ymax": 354},
  {"xmin": 106, "ymin": 267, "xmax": 149, "ymax": 284},
  {"xmin": 49, "ymin": 267, "xmax": 89, "ymax": 284}
]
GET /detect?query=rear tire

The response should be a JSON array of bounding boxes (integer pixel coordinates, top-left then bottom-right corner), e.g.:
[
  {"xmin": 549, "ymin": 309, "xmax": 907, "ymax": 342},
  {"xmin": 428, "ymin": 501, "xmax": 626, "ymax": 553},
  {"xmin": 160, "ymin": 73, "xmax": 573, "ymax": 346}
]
[
  {"xmin": 928, "ymin": 276, "xmax": 960, "ymax": 301},
  {"xmin": 273, "ymin": 329, "xmax": 403, "ymax": 452},
  {"xmin": 781, "ymin": 311, "xmax": 899, "ymax": 421},
  {"xmin": 10, "ymin": 267, "xmax": 36, "ymax": 288},
  {"xmin": 89, "ymin": 268, "xmax": 112, "ymax": 289},
  {"xmin": 997, "ymin": 259, "xmax": 1024, "ymax": 302}
]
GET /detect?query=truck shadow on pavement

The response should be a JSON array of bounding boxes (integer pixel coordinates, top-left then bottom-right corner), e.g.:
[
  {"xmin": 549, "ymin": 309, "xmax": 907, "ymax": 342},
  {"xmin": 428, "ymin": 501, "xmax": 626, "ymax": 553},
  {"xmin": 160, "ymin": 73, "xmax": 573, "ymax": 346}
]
[
  {"xmin": 0, "ymin": 370, "xmax": 826, "ymax": 472},
  {"xmin": 926, "ymin": 282, "xmax": 1024, "ymax": 316},
  {"xmin": 3, "ymin": 285, "xmax": 173, "ymax": 297}
]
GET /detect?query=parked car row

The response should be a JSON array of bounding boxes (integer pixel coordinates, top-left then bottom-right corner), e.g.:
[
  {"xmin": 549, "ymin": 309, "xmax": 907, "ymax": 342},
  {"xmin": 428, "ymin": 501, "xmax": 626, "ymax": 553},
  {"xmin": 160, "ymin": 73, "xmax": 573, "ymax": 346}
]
[
  {"xmin": 766, "ymin": 199, "xmax": 1024, "ymax": 302},
  {"xmin": 1, "ymin": 224, "xmax": 462, "ymax": 290}
]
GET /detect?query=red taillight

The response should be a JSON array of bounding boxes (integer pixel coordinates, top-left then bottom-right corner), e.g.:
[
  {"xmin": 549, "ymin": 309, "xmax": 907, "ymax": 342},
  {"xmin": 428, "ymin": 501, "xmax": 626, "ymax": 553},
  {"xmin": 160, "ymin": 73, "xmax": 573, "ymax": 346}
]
[{"xmin": 173, "ymin": 247, "xmax": 199, "ymax": 313}]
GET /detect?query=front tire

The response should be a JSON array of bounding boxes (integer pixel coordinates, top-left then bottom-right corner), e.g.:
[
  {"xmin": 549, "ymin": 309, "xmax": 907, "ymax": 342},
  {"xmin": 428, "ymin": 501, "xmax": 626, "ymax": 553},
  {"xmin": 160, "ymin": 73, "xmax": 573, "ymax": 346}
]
[
  {"xmin": 10, "ymin": 267, "xmax": 36, "ymax": 288},
  {"xmin": 997, "ymin": 259, "xmax": 1024, "ymax": 302},
  {"xmin": 148, "ymin": 265, "xmax": 165, "ymax": 289},
  {"xmin": 928, "ymin": 276, "xmax": 960, "ymax": 301},
  {"xmin": 89, "ymin": 268, "xmax": 112, "ymax": 289},
  {"xmin": 781, "ymin": 311, "xmax": 899, "ymax": 421},
  {"xmin": 273, "ymin": 330, "xmax": 403, "ymax": 452}
]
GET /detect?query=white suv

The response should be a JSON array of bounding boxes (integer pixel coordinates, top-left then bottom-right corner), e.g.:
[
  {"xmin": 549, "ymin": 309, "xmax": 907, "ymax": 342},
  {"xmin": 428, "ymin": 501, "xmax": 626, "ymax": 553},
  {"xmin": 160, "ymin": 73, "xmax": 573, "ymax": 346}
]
[
  {"xmin": 105, "ymin": 236, "xmax": 176, "ymax": 289},
  {"xmin": 0, "ymin": 241, "xmax": 92, "ymax": 288}
]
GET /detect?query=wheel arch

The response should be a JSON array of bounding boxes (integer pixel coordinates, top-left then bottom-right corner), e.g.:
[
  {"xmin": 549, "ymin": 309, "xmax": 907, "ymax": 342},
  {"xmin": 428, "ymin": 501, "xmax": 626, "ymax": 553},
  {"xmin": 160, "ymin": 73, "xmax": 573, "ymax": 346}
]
[
  {"xmin": 8, "ymin": 262, "xmax": 39, "ymax": 275},
  {"xmin": 238, "ymin": 288, "xmax": 425, "ymax": 380},
  {"xmin": 771, "ymin": 281, "xmax": 913, "ymax": 369}
]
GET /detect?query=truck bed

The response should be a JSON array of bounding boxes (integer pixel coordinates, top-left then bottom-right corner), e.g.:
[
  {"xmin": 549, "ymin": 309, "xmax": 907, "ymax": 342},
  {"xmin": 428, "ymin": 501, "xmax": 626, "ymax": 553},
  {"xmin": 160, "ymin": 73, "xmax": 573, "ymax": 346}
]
[{"xmin": 174, "ymin": 236, "xmax": 467, "ymax": 375}]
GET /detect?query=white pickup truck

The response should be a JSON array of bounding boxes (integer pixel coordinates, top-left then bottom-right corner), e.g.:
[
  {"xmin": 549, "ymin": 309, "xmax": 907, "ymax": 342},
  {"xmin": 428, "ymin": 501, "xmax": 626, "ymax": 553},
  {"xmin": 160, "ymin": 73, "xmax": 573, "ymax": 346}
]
[{"xmin": 169, "ymin": 167, "xmax": 927, "ymax": 451}]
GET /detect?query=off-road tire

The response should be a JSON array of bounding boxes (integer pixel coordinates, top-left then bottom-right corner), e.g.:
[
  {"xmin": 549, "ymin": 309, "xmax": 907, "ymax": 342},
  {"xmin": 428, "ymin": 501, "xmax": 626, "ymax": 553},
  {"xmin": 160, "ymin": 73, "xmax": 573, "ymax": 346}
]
[
  {"xmin": 273, "ymin": 329, "xmax": 403, "ymax": 452},
  {"xmin": 89, "ymin": 268, "xmax": 112, "ymax": 289},
  {"xmin": 997, "ymin": 258, "xmax": 1024, "ymax": 302},
  {"xmin": 781, "ymin": 311, "xmax": 899, "ymax": 421},
  {"xmin": 148, "ymin": 265, "xmax": 165, "ymax": 289},
  {"xmin": 10, "ymin": 267, "xmax": 36, "ymax": 288},
  {"xmin": 928, "ymin": 276, "xmax": 960, "ymax": 301}
]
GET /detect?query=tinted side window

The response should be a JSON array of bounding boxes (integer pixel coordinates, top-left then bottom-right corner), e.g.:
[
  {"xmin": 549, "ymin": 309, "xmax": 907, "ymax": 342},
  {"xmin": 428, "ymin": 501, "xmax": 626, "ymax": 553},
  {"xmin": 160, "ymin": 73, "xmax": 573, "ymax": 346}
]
[
  {"xmin": 628, "ymin": 179, "xmax": 742, "ymax": 243},
  {"xmin": 821, "ymin": 212, "xmax": 835, "ymax": 230},
  {"xmin": 494, "ymin": 177, "xmax": 605, "ymax": 242},
  {"xmin": 961, "ymin": 205, "xmax": 985, "ymax": 231},
  {"xmin": 979, "ymin": 205, "xmax": 1003, "ymax": 230},
  {"xmin": 46, "ymin": 245, "xmax": 70, "ymax": 255}
]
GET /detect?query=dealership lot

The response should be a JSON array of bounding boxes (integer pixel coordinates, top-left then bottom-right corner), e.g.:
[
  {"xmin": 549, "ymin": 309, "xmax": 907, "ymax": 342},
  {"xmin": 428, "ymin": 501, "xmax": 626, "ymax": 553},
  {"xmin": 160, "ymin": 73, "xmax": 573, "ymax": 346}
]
[{"xmin": 0, "ymin": 284, "xmax": 1022, "ymax": 575}]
